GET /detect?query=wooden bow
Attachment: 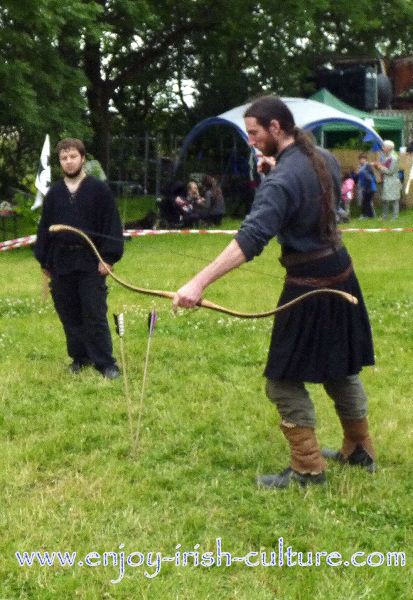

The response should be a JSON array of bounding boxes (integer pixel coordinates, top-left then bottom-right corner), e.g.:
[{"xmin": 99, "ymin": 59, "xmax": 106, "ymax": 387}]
[{"xmin": 48, "ymin": 224, "xmax": 358, "ymax": 319}]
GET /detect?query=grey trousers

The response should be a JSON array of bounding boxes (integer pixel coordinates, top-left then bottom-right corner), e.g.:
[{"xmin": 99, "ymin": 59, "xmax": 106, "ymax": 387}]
[
  {"xmin": 266, "ymin": 375, "xmax": 368, "ymax": 428},
  {"xmin": 382, "ymin": 199, "xmax": 399, "ymax": 219}
]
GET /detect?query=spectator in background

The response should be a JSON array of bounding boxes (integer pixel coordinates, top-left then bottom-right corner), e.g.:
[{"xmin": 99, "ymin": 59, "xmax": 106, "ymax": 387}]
[
  {"xmin": 186, "ymin": 180, "xmax": 209, "ymax": 221},
  {"xmin": 357, "ymin": 153, "xmax": 377, "ymax": 219},
  {"xmin": 173, "ymin": 181, "xmax": 199, "ymax": 226},
  {"xmin": 201, "ymin": 175, "xmax": 225, "ymax": 225},
  {"xmin": 340, "ymin": 171, "xmax": 355, "ymax": 218},
  {"xmin": 186, "ymin": 180, "xmax": 202, "ymax": 204},
  {"xmin": 373, "ymin": 140, "xmax": 402, "ymax": 220},
  {"xmin": 157, "ymin": 182, "xmax": 182, "ymax": 227}
]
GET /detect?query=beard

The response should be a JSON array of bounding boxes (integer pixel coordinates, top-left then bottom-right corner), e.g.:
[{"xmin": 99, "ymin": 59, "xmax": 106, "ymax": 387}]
[
  {"xmin": 263, "ymin": 137, "xmax": 279, "ymax": 156},
  {"xmin": 63, "ymin": 166, "xmax": 83, "ymax": 179}
]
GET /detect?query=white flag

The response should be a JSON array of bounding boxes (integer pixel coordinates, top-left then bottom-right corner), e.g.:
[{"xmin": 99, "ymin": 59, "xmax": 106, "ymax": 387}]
[
  {"xmin": 32, "ymin": 134, "xmax": 51, "ymax": 210},
  {"xmin": 406, "ymin": 162, "xmax": 413, "ymax": 196}
]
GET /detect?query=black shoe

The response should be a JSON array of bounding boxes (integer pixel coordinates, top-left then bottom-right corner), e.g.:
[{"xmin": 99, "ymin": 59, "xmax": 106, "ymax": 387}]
[
  {"xmin": 257, "ymin": 467, "xmax": 326, "ymax": 489},
  {"xmin": 69, "ymin": 360, "xmax": 91, "ymax": 374},
  {"xmin": 101, "ymin": 365, "xmax": 121, "ymax": 379},
  {"xmin": 321, "ymin": 448, "xmax": 344, "ymax": 461},
  {"xmin": 322, "ymin": 446, "xmax": 376, "ymax": 473}
]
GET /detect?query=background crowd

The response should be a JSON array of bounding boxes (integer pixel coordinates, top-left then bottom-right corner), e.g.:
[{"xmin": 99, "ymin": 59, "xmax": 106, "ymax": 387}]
[
  {"xmin": 159, "ymin": 175, "xmax": 225, "ymax": 228},
  {"xmin": 339, "ymin": 140, "xmax": 403, "ymax": 220}
]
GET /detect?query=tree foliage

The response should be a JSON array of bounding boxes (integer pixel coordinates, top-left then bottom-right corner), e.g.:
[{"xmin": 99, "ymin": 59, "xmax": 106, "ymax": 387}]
[
  {"xmin": 0, "ymin": 0, "xmax": 95, "ymax": 192},
  {"xmin": 1, "ymin": 0, "xmax": 413, "ymax": 188}
]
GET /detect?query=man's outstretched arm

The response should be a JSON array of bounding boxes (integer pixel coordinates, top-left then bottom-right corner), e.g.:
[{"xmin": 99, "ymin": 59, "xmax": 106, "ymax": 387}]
[{"xmin": 172, "ymin": 239, "xmax": 247, "ymax": 309}]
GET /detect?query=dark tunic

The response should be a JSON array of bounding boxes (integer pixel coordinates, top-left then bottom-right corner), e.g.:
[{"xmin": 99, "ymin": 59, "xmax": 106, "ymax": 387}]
[
  {"xmin": 33, "ymin": 176, "xmax": 124, "ymax": 370},
  {"xmin": 34, "ymin": 176, "xmax": 124, "ymax": 273},
  {"xmin": 235, "ymin": 144, "xmax": 374, "ymax": 383}
]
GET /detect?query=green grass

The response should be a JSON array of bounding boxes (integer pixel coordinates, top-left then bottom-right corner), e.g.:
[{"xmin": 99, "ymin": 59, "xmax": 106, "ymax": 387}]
[
  {"xmin": 1, "ymin": 212, "xmax": 413, "ymax": 599},
  {"xmin": 7, "ymin": 195, "xmax": 157, "ymax": 239}
]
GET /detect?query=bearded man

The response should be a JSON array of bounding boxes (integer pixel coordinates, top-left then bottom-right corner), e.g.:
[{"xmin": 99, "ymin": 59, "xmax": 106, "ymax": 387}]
[
  {"xmin": 34, "ymin": 138, "xmax": 124, "ymax": 379},
  {"xmin": 173, "ymin": 97, "xmax": 376, "ymax": 488}
]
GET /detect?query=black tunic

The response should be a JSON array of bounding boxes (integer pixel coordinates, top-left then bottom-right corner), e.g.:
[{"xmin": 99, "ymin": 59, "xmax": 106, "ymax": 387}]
[
  {"xmin": 33, "ymin": 176, "xmax": 124, "ymax": 369},
  {"xmin": 34, "ymin": 176, "xmax": 124, "ymax": 273},
  {"xmin": 235, "ymin": 144, "xmax": 374, "ymax": 383}
]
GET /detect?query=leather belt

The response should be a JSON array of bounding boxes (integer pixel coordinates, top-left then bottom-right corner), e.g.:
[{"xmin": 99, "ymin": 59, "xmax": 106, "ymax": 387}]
[
  {"xmin": 285, "ymin": 263, "xmax": 353, "ymax": 288},
  {"xmin": 279, "ymin": 244, "xmax": 342, "ymax": 268}
]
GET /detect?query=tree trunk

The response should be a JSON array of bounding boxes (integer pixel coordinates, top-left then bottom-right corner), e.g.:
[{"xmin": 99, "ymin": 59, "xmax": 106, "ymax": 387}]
[
  {"xmin": 83, "ymin": 37, "xmax": 113, "ymax": 175},
  {"xmin": 88, "ymin": 94, "xmax": 112, "ymax": 176}
]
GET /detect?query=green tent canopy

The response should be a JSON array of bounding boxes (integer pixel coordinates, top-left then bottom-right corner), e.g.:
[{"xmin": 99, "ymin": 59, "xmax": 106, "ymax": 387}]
[{"xmin": 310, "ymin": 88, "xmax": 404, "ymax": 147}]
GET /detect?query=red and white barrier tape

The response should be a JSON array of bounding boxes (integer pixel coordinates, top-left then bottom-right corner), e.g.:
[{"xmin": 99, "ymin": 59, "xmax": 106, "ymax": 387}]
[
  {"xmin": 342, "ymin": 227, "xmax": 413, "ymax": 233},
  {"xmin": 1, "ymin": 227, "xmax": 413, "ymax": 252},
  {"xmin": 0, "ymin": 235, "xmax": 37, "ymax": 252}
]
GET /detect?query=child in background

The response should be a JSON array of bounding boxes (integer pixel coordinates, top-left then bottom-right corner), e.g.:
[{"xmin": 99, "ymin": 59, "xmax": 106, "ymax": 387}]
[
  {"xmin": 173, "ymin": 181, "xmax": 200, "ymax": 226},
  {"xmin": 187, "ymin": 180, "xmax": 210, "ymax": 221},
  {"xmin": 341, "ymin": 172, "xmax": 355, "ymax": 218},
  {"xmin": 186, "ymin": 181, "xmax": 202, "ymax": 205},
  {"xmin": 357, "ymin": 153, "xmax": 377, "ymax": 219}
]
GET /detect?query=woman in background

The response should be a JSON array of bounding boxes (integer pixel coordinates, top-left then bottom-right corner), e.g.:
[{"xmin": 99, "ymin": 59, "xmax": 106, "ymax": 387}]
[
  {"xmin": 202, "ymin": 175, "xmax": 225, "ymax": 225},
  {"xmin": 373, "ymin": 140, "xmax": 402, "ymax": 220}
]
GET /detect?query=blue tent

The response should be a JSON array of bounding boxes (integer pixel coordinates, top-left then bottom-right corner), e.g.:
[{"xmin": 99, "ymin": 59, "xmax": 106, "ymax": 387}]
[{"xmin": 177, "ymin": 97, "xmax": 384, "ymax": 170}]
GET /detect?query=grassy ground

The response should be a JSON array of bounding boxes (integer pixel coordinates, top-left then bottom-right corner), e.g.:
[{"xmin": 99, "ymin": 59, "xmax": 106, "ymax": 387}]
[
  {"xmin": 6, "ymin": 195, "xmax": 157, "ymax": 239},
  {"xmin": 0, "ymin": 211, "xmax": 412, "ymax": 599}
]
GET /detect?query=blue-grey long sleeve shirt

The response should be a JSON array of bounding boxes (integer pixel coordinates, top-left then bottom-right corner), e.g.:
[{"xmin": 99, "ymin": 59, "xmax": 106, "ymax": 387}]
[{"xmin": 235, "ymin": 144, "xmax": 341, "ymax": 261}]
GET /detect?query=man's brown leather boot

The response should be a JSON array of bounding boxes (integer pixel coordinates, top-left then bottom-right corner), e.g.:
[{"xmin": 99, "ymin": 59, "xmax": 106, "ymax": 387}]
[
  {"xmin": 257, "ymin": 423, "xmax": 327, "ymax": 489},
  {"xmin": 322, "ymin": 417, "xmax": 376, "ymax": 472}
]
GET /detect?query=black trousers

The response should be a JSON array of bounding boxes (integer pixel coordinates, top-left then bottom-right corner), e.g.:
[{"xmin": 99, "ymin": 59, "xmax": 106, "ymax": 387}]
[
  {"xmin": 50, "ymin": 270, "xmax": 115, "ymax": 369},
  {"xmin": 361, "ymin": 190, "xmax": 375, "ymax": 217}
]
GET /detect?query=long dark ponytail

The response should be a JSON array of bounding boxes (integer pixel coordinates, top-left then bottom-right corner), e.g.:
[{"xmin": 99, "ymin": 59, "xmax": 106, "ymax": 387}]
[{"xmin": 244, "ymin": 96, "xmax": 339, "ymax": 244}]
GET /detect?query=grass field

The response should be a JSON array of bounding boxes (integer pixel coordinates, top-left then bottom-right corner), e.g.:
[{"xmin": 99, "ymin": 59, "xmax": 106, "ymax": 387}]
[{"xmin": 1, "ymin": 211, "xmax": 413, "ymax": 599}]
